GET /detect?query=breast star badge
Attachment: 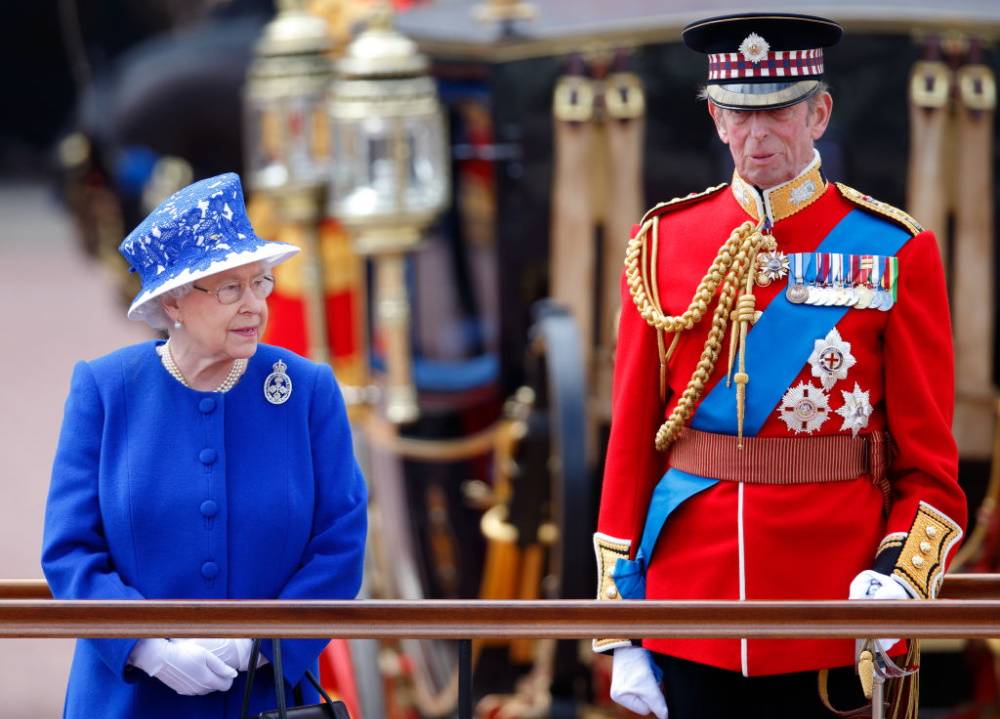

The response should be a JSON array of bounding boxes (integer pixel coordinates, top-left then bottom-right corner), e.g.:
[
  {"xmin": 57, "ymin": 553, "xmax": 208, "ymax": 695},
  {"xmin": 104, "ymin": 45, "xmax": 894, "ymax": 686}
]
[
  {"xmin": 778, "ymin": 381, "xmax": 831, "ymax": 435},
  {"xmin": 808, "ymin": 328, "xmax": 856, "ymax": 391},
  {"xmin": 755, "ymin": 250, "xmax": 790, "ymax": 287},
  {"xmin": 836, "ymin": 383, "xmax": 873, "ymax": 437}
]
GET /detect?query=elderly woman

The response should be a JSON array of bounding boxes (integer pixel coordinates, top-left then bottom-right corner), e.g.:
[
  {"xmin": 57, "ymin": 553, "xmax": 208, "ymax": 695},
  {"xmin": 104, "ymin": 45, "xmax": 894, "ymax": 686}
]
[{"xmin": 42, "ymin": 173, "xmax": 367, "ymax": 719}]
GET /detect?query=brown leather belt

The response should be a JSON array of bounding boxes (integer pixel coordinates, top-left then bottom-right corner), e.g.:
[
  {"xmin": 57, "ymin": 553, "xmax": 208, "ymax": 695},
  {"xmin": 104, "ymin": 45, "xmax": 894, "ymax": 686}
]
[{"xmin": 669, "ymin": 428, "xmax": 892, "ymax": 504}]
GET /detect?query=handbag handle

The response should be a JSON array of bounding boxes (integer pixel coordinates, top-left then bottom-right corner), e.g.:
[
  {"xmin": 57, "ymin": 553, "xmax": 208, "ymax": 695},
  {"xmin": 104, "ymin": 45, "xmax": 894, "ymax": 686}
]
[{"xmin": 240, "ymin": 639, "xmax": 339, "ymax": 719}]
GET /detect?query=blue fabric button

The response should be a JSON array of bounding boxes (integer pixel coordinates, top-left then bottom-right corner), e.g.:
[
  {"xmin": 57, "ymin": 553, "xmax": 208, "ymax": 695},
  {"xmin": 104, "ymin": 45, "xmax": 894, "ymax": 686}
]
[
  {"xmin": 201, "ymin": 561, "xmax": 219, "ymax": 580},
  {"xmin": 199, "ymin": 398, "xmax": 216, "ymax": 414},
  {"xmin": 200, "ymin": 500, "xmax": 218, "ymax": 518},
  {"xmin": 199, "ymin": 448, "xmax": 217, "ymax": 465}
]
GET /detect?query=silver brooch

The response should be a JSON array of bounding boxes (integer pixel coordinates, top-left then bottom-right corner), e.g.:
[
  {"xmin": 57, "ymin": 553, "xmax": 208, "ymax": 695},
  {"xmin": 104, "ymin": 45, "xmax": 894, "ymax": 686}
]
[{"xmin": 264, "ymin": 359, "xmax": 292, "ymax": 405}]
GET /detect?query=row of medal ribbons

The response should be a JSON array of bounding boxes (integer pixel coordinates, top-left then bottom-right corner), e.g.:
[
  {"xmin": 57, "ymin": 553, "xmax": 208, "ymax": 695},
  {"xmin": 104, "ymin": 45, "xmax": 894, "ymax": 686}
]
[{"xmin": 784, "ymin": 252, "xmax": 899, "ymax": 310}]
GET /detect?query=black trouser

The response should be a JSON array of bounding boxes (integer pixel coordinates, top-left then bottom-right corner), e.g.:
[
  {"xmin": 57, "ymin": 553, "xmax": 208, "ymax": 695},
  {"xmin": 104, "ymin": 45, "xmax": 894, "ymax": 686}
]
[{"xmin": 654, "ymin": 654, "xmax": 868, "ymax": 719}]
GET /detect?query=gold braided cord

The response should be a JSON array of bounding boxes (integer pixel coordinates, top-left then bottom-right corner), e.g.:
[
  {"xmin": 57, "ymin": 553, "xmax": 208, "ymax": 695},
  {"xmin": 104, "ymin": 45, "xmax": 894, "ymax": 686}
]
[
  {"xmin": 624, "ymin": 217, "xmax": 767, "ymax": 451},
  {"xmin": 732, "ymin": 274, "xmax": 759, "ymax": 447},
  {"xmin": 648, "ymin": 216, "xmax": 669, "ymax": 401},
  {"xmin": 625, "ymin": 218, "xmax": 753, "ymax": 334},
  {"xmin": 886, "ymin": 641, "xmax": 920, "ymax": 719}
]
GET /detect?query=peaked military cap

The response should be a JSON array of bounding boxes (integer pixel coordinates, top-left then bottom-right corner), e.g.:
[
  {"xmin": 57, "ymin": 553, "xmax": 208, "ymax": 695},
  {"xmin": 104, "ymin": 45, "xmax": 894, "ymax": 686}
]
[{"xmin": 682, "ymin": 13, "xmax": 843, "ymax": 110}]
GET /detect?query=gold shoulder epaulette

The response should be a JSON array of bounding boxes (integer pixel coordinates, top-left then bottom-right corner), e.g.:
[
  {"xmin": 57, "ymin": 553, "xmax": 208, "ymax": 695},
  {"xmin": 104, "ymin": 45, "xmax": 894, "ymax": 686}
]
[
  {"xmin": 639, "ymin": 183, "xmax": 728, "ymax": 226},
  {"xmin": 835, "ymin": 182, "xmax": 924, "ymax": 236}
]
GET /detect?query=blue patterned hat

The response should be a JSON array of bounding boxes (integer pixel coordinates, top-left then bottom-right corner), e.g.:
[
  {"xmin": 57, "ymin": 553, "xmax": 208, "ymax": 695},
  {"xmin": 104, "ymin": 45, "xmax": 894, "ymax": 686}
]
[{"xmin": 119, "ymin": 172, "xmax": 299, "ymax": 326}]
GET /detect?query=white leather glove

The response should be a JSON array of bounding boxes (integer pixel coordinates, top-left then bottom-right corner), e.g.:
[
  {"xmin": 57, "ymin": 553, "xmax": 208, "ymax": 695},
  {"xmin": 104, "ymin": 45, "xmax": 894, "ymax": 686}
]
[
  {"xmin": 185, "ymin": 638, "xmax": 267, "ymax": 672},
  {"xmin": 129, "ymin": 638, "xmax": 238, "ymax": 695},
  {"xmin": 610, "ymin": 646, "xmax": 668, "ymax": 719},
  {"xmin": 849, "ymin": 569, "xmax": 911, "ymax": 652}
]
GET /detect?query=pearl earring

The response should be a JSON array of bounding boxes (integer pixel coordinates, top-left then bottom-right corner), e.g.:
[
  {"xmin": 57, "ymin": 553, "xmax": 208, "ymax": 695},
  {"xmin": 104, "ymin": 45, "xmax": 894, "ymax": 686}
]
[{"xmin": 174, "ymin": 319, "xmax": 182, "ymax": 329}]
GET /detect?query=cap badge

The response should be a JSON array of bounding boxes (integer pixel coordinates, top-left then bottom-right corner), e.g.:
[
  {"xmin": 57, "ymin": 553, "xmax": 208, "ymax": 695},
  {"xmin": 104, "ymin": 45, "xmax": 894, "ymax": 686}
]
[
  {"xmin": 739, "ymin": 32, "xmax": 770, "ymax": 64},
  {"xmin": 264, "ymin": 359, "xmax": 293, "ymax": 405}
]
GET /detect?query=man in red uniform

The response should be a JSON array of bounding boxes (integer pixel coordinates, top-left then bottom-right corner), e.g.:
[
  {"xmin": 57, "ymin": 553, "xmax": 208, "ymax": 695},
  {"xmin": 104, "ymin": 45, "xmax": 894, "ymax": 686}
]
[{"xmin": 594, "ymin": 13, "xmax": 967, "ymax": 718}]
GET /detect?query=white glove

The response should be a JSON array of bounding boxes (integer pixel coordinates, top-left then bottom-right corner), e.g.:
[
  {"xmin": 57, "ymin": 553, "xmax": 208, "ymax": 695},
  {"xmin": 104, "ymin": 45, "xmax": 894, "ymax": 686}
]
[
  {"xmin": 185, "ymin": 638, "xmax": 267, "ymax": 672},
  {"xmin": 849, "ymin": 569, "xmax": 911, "ymax": 652},
  {"xmin": 129, "ymin": 638, "xmax": 238, "ymax": 695},
  {"xmin": 610, "ymin": 646, "xmax": 668, "ymax": 719}
]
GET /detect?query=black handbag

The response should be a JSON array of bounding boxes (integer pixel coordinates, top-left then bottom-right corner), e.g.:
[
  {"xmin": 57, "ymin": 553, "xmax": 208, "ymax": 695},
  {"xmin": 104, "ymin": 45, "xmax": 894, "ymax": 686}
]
[{"xmin": 240, "ymin": 639, "xmax": 351, "ymax": 719}]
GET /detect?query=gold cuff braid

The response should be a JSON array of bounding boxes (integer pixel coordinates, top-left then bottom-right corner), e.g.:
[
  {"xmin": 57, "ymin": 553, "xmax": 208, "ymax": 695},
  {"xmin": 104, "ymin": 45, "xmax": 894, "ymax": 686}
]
[
  {"xmin": 592, "ymin": 533, "xmax": 632, "ymax": 652},
  {"xmin": 892, "ymin": 502, "xmax": 963, "ymax": 599}
]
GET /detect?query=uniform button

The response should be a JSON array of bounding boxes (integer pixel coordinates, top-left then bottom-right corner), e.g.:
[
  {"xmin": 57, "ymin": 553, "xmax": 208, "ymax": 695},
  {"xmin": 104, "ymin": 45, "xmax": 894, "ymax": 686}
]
[
  {"xmin": 201, "ymin": 561, "xmax": 219, "ymax": 580},
  {"xmin": 911, "ymin": 555, "xmax": 924, "ymax": 568},
  {"xmin": 926, "ymin": 526, "xmax": 938, "ymax": 538},
  {"xmin": 199, "ymin": 398, "xmax": 216, "ymax": 414},
  {"xmin": 199, "ymin": 448, "xmax": 218, "ymax": 465},
  {"xmin": 200, "ymin": 500, "xmax": 219, "ymax": 518},
  {"xmin": 605, "ymin": 586, "xmax": 618, "ymax": 599},
  {"xmin": 919, "ymin": 541, "xmax": 931, "ymax": 554}
]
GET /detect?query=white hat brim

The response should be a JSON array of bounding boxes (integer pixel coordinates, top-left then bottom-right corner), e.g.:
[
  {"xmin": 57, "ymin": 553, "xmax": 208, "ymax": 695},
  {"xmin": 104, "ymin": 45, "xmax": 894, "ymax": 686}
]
[{"xmin": 126, "ymin": 241, "xmax": 301, "ymax": 324}]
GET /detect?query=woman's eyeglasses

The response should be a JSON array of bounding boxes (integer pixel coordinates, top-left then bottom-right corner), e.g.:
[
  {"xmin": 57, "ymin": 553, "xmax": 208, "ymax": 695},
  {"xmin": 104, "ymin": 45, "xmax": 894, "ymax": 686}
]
[{"xmin": 192, "ymin": 275, "xmax": 275, "ymax": 305}]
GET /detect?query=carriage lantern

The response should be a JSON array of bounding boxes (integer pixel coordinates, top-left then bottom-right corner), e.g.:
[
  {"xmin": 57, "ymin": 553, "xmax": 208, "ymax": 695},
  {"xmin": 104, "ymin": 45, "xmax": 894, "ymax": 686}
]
[
  {"xmin": 244, "ymin": 0, "xmax": 332, "ymax": 362},
  {"xmin": 327, "ymin": 2, "xmax": 450, "ymax": 424}
]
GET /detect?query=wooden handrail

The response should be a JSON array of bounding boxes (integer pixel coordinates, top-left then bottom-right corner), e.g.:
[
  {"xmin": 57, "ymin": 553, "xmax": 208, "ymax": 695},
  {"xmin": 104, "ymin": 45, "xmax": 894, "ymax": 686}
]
[
  {"xmin": 0, "ymin": 580, "xmax": 51, "ymax": 599},
  {"xmin": 1, "ymin": 598, "xmax": 999, "ymax": 639},
  {"xmin": 4, "ymin": 574, "xmax": 1000, "ymax": 600}
]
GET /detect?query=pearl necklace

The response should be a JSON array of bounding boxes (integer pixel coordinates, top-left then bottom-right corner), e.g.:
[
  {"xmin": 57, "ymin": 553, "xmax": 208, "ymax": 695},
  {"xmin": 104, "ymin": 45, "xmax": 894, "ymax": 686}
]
[{"xmin": 158, "ymin": 342, "xmax": 247, "ymax": 393}]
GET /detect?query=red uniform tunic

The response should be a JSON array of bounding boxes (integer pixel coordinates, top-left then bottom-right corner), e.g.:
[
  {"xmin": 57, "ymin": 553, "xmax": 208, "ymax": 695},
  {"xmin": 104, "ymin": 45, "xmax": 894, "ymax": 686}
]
[{"xmin": 594, "ymin": 157, "xmax": 966, "ymax": 676}]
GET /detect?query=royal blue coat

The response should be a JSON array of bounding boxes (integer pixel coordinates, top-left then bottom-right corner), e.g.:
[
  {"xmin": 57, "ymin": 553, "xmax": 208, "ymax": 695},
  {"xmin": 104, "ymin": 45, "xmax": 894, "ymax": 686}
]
[{"xmin": 42, "ymin": 341, "xmax": 368, "ymax": 719}]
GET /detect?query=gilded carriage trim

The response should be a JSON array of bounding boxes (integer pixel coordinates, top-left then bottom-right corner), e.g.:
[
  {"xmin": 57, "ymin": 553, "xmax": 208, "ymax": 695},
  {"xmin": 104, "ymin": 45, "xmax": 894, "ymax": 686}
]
[
  {"xmin": 638, "ymin": 183, "xmax": 728, "ymax": 227},
  {"xmin": 836, "ymin": 183, "xmax": 924, "ymax": 236},
  {"xmin": 593, "ymin": 532, "xmax": 632, "ymax": 652},
  {"xmin": 892, "ymin": 501, "xmax": 963, "ymax": 599}
]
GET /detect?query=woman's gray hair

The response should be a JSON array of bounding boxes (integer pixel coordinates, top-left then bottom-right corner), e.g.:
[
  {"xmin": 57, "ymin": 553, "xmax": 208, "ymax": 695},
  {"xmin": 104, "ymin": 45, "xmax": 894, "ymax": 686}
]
[{"xmin": 151, "ymin": 283, "xmax": 195, "ymax": 332}]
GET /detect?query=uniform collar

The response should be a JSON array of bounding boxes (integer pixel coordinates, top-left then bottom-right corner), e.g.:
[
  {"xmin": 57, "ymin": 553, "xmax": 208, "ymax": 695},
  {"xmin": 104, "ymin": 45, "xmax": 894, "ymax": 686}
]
[{"xmin": 730, "ymin": 149, "xmax": 826, "ymax": 225}]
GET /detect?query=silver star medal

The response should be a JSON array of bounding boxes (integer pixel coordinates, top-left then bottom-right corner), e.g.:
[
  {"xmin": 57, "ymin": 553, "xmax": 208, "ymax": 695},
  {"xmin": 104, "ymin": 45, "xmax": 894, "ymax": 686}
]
[
  {"xmin": 805, "ymin": 253, "xmax": 827, "ymax": 306},
  {"xmin": 870, "ymin": 256, "xmax": 890, "ymax": 311},
  {"xmin": 855, "ymin": 256, "xmax": 875, "ymax": 309},
  {"xmin": 831, "ymin": 254, "xmax": 856, "ymax": 306},
  {"xmin": 808, "ymin": 328, "xmax": 856, "ymax": 390},
  {"xmin": 836, "ymin": 383, "xmax": 873, "ymax": 437},
  {"xmin": 778, "ymin": 381, "xmax": 831, "ymax": 435},
  {"xmin": 878, "ymin": 256, "xmax": 897, "ymax": 312},
  {"xmin": 264, "ymin": 359, "xmax": 293, "ymax": 405},
  {"xmin": 786, "ymin": 253, "xmax": 809, "ymax": 304}
]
